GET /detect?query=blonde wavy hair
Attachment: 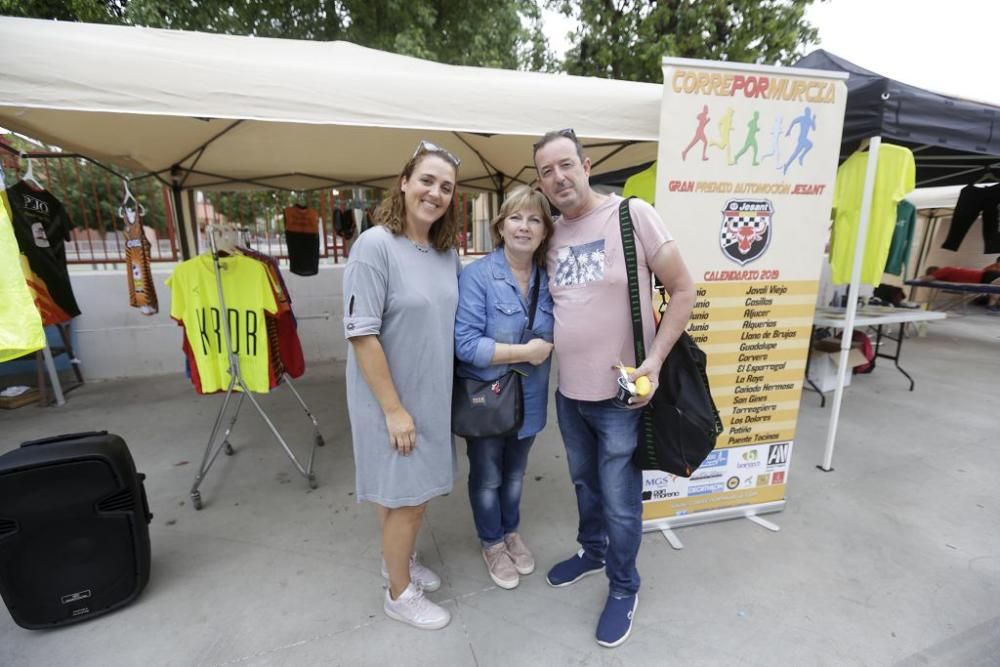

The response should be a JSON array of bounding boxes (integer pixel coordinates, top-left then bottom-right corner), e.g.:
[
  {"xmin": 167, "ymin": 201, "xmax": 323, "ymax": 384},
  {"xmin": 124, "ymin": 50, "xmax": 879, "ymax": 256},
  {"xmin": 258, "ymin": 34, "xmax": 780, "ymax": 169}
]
[
  {"xmin": 373, "ymin": 149, "xmax": 460, "ymax": 252},
  {"xmin": 490, "ymin": 185, "xmax": 554, "ymax": 266}
]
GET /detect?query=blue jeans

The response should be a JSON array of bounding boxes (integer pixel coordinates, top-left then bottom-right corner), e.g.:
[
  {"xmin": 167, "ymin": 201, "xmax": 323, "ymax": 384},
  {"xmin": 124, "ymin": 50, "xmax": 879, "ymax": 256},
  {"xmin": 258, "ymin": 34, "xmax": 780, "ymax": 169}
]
[
  {"xmin": 555, "ymin": 391, "xmax": 642, "ymax": 596},
  {"xmin": 466, "ymin": 435, "xmax": 535, "ymax": 546}
]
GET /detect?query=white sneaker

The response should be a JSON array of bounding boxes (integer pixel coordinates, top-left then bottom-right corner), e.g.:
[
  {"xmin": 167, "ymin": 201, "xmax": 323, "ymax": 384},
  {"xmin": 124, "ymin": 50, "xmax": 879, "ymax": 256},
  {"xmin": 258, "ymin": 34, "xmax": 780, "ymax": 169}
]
[
  {"xmin": 381, "ymin": 553, "xmax": 442, "ymax": 592},
  {"xmin": 383, "ymin": 583, "xmax": 451, "ymax": 630}
]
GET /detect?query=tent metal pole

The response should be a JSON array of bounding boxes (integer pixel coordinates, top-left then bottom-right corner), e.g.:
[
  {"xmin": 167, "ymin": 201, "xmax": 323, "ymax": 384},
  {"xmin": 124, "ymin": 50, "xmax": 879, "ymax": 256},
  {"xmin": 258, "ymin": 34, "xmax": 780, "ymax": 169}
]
[
  {"xmin": 909, "ymin": 210, "xmax": 937, "ymax": 299},
  {"xmin": 171, "ymin": 175, "xmax": 193, "ymax": 260},
  {"xmin": 175, "ymin": 120, "xmax": 244, "ymax": 187},
  {"xmin": 819, "ymin": 135, "xmax": 881, "ymax": 472},
  {"xmin": 170, "ymin": 166, "xmax": 199, "ymax": 260},
  {"xmin": 451, "ymin": 131, "xmax": 502, "ymax": 177},
  {"xmin": 916, "ymin": 165, "xmax": 983, "ymax": 188},
  {"xmin": 589, "ymin": 142, "xmax": 633, "ymax": 170}
]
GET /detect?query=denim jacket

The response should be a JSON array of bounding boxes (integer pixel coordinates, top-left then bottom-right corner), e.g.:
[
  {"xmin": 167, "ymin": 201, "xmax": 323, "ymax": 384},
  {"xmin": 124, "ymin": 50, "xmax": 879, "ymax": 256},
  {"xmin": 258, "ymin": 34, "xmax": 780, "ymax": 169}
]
[{"xmin": 455, "ymin": 249, "xmax": 554, "ymax": 439}]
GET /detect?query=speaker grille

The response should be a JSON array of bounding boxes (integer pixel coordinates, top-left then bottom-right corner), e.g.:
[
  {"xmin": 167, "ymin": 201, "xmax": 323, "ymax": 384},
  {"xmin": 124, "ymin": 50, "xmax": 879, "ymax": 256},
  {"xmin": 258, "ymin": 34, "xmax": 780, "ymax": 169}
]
[
  {"xmin": 0, "ymin": 518, "xmax": 18, "ymax": 538},
  {"xmin": 97, "ymin": 489, "xmax": 135, "ymax": 513}
]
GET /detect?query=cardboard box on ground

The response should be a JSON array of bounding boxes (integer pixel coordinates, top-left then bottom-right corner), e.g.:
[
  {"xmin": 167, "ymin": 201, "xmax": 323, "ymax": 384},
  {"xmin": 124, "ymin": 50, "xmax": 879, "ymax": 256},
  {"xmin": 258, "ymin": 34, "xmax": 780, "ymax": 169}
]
[
  {"xmin": 0, "ymin": 387, "xmax": 40, "ymax": 409},
  {"xmin": 807, "ymin": 338, "xmax": 869, "ymax": 393}
]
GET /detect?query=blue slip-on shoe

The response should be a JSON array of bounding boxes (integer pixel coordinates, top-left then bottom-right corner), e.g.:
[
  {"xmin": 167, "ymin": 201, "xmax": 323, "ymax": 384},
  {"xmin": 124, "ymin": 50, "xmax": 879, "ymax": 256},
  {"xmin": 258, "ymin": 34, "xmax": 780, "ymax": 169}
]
[
  {"xmin": 545, "ymin": 549, "xmax": 605, "ymax": 587},
  {"xmin": 596, "ymin": 592, "xmax": 638, "ymax": 648}
]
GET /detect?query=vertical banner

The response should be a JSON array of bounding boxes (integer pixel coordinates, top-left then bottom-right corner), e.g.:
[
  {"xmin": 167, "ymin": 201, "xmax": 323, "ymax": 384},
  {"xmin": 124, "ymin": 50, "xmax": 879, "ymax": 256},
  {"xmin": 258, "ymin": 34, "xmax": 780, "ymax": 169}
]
[{"xmin": 643, "ymin": 59, "xmax": 847, "ymax": 527}]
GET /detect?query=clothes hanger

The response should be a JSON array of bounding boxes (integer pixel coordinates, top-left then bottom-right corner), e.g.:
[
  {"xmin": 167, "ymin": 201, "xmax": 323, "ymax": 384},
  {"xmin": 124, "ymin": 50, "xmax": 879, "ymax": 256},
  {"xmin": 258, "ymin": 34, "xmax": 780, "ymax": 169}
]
[
  {"xmin": 118, "ymin": 179, "xmax": 147, "ymax": 222},
  {"xmin": 973, "ymin": 167, "xmax": 999, "ymax": 186},
  {"xmin": 236, "ymin": 226, "xmax": 251, "ymax": 249},
  {"xmin": 19, "ymin": 152, "xmax": 43, "ymax": 189},
  {"xmin": 207, "ymin": 222, "xmax": 239, "ymax": 256}
]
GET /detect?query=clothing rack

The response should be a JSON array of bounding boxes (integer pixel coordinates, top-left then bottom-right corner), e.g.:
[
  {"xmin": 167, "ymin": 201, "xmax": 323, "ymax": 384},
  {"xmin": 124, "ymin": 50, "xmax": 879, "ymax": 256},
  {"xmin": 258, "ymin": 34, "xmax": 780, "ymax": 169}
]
[
  {"xmin": 0, "ymin": 152, "xmax": 84, "ymax": 406},
  {"xmin": 189, "ymin": 223, "xmax": 324, "ymax": 510}
]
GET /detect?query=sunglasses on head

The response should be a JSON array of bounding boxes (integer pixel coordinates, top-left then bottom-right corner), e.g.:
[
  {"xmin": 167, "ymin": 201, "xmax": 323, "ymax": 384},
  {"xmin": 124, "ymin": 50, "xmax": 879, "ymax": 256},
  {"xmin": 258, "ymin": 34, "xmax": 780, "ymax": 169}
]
[
  {"xmin": 533, "ymin": 128, "xmax": 578, "ymax": 151},
  {"xmin": 412, "ymin": 140, "xmax": 461, "ymax": 167}
]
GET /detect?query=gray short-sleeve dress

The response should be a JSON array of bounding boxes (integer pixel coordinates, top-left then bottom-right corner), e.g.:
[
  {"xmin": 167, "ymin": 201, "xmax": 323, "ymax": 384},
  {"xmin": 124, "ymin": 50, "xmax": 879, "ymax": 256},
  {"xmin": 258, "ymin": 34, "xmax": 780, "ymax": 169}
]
[{"xmin": 343, "ymin": 225, "xmax": 460, "ymax": 508}]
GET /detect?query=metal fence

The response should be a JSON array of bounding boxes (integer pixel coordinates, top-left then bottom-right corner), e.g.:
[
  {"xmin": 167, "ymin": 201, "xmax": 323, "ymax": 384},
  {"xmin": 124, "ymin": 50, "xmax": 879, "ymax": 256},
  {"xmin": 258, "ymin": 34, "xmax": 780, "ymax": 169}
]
[
  {"xmin": 193, "ymin": 189, "xmax": 482, "ymax": 262},
  {"xmin": 1, "ymin": 144, "xmax": 180, "ymax": 264},
  {"xmin": 3, "ymin": 136, "xmax": 489, "ymax": 265}
]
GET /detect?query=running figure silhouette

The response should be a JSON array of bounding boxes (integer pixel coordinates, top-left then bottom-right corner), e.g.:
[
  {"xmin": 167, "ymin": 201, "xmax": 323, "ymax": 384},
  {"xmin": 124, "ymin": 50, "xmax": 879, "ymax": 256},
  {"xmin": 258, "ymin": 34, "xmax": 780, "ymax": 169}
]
[
  {"xmin": 760, "ymin": 116, "xmax": 783, "ymax": 165},
  {"xmin": 709, "ymin": 107, "xmax": 735, "ymax": 164},
  {"xmin": 731, "ymin": 111, "xmax": 761, "ymax": 166},
  {"xmin": 781, "ymin": 107, "xmax": 816, "ymax": 175},
  {"xmin": 681, "ymin": 105, "xmax": 711, "ymax": 161}
]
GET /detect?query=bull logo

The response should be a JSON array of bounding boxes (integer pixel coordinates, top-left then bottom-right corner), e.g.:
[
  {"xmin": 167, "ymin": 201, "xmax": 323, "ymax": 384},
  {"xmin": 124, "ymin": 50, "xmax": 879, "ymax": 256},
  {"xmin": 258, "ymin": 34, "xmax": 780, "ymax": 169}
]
[{"xmin": 720, "ymin": 199, "xmax": 773, "ymax": 266}]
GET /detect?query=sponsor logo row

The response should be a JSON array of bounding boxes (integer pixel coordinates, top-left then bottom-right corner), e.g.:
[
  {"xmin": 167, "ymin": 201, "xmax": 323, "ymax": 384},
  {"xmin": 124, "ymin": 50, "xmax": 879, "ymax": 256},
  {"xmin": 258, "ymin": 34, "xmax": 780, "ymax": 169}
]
[{"xmin": 641, "ymin": 441, "xmax": 791, "ymax": 502}]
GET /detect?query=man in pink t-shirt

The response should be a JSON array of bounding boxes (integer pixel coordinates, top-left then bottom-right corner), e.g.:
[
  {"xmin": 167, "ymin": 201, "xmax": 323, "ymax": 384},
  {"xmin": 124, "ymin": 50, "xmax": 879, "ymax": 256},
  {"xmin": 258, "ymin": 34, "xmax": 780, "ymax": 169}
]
[{"xmin": 533, "ymin": 129, "xmax": 695, "ymax": 648}]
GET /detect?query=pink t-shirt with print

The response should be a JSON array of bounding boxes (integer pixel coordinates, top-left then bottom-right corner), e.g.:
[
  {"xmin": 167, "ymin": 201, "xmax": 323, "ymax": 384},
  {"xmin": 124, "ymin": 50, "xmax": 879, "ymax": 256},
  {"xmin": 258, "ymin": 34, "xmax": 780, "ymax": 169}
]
[{"xmin": 546, "ymin": 194, "xmax": 673, "ymax": 401}]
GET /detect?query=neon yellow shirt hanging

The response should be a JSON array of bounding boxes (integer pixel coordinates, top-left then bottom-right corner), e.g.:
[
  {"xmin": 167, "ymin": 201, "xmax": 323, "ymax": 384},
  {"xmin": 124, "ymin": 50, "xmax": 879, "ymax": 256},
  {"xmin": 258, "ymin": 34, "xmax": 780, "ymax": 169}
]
[
  {"xmin": 623, "ymin": 162, "xmax": 657, "ymax": 205},
  {"xmin": 167, "ymin": 254, "xmax": 277, "ymax": 394},
  {"xmin": 830, "ymin": 144, "xmax": 915, "ymax": 285},
  {"xmin": 0, "ymin": 189, "xmax": 46, "ymax": 363}
]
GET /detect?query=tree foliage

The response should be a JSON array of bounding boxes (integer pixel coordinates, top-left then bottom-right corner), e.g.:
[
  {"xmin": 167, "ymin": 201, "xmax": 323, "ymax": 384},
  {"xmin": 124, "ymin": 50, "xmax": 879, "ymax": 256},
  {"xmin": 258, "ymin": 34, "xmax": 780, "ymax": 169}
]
[
  {"xmin": 0, "ymin": 0, "xmax": 125, "ymax": 23},
  {"xmin": 5, "ymin": 0, "xmax": 555, "ymax": 71},
  {"xmin": 550, "ymin": 0, "xmax": 822, "ymax": 83}
]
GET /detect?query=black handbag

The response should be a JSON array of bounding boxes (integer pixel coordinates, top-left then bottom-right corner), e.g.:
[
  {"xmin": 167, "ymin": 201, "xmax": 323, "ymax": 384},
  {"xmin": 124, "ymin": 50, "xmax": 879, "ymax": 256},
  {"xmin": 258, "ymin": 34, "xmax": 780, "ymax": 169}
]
[
  {"xmin": 451, "ymin": 272, "xmax": 541, "ymax": 439},
  {"xmin": 617, "ymin": 198, "xmax": 723, "ymax": 476}
]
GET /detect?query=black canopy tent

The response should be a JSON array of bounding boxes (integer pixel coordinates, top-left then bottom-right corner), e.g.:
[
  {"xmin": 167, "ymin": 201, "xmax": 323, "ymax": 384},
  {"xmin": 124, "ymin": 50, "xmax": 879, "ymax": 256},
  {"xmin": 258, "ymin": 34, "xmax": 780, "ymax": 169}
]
[
  {"xmin": 793, "ymin": 49, "xmax": 1000, "ymax": 187},
  {"xmin": 598, "ymin": 50, "xmax": 1000, "ymax": 189},
  {"xmin": 787, "ymin": 50, "xmax": 1000, "ymax": 472}
]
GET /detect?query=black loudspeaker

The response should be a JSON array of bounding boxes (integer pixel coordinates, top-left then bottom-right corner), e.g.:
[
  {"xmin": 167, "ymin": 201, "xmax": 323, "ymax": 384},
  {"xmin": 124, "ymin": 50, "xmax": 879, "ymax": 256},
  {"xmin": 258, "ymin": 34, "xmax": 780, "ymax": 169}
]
[{"xmin": 0, "ymin": 431, "xmax": 152, "ymax": 629}]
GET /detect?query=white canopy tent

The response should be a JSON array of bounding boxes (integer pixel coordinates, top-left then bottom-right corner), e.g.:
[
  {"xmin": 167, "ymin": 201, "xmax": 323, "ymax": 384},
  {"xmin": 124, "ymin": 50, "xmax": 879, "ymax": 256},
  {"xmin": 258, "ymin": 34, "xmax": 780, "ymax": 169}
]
[
  {"xmin": 0, "ymin": 16, "xmax": 660, "ymax": 197},
  {"xmin": 907, "ymin": 185, "xmax": 961, "ymax": 210}
]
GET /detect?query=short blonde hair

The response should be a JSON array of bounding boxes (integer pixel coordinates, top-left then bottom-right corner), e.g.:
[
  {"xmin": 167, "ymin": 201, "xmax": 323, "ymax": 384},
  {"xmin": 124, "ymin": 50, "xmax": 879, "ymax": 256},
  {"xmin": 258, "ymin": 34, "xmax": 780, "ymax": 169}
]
[{"xmin": 489, "ymin": 186, "xmax": 554, "ymax": 266}]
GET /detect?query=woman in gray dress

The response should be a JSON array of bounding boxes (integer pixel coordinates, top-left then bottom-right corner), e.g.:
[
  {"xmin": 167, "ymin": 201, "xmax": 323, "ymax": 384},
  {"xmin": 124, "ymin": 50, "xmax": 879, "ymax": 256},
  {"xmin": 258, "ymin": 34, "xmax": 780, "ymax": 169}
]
[{"xmin": 343, "ymin": 141, "xmax": 461, "ymax": 631}]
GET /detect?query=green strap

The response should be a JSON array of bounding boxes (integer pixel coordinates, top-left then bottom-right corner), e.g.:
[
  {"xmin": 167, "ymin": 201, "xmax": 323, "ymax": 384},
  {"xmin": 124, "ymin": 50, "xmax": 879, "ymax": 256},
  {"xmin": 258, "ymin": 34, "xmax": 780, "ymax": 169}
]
[
  {"xmin": 617, "ymin": 198, "xmax": 646, "ymax": 364},
  {"xmin": 616, "ymin": 198, "xmax": 657, "ymax": 461}
]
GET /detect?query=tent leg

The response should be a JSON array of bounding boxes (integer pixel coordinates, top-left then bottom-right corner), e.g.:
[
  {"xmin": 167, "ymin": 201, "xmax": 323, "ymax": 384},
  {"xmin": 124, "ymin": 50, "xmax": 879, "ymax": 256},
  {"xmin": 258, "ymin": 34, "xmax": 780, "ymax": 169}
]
[
  {"xmin": 819, "ymin": 136, "xmax": 882, "ymax": 472},
  {"xmin": 171, "ymin": 180, "xmax": 193, "ymax": 260},
  {"xmin": 909, "ymin": 214, "xmax": 939, "ymax": 301},
  {"xmin": 40, "ymin": 344, "xmax": 65, "ymax": 406}
]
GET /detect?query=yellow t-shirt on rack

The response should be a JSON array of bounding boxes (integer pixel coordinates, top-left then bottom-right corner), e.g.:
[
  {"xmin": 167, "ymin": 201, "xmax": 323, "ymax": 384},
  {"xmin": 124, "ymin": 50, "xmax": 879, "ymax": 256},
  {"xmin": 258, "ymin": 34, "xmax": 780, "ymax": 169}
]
[
  {"xmin": 167, "ymin": 254, "xmax": 277, "ymax": 393},
  {"xmin": 0, "ymin": 190, "xmax": 45, "ymax": 363},
  {"xmin": 623, "ymin": 162, "xmax": 657, "ymax": 205},
  {"xmin": 830, "ymin": 144, "xmax": 915, "ymax": 285}
]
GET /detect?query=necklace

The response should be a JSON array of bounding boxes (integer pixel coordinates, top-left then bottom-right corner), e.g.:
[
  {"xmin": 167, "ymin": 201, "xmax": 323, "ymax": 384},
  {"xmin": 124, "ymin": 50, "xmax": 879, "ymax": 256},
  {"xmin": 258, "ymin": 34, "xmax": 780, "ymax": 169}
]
[{"xmin": 410, "ymin": 239, "xmax": 430, "ymax": 253}]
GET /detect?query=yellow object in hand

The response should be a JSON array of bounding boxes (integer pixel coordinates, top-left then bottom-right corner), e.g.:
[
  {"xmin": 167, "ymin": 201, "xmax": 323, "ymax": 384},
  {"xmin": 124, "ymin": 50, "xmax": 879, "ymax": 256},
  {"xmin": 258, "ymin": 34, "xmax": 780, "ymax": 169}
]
[{"xmin": 622, "ymin": 366, "xmax": 652, "ymax": 396}]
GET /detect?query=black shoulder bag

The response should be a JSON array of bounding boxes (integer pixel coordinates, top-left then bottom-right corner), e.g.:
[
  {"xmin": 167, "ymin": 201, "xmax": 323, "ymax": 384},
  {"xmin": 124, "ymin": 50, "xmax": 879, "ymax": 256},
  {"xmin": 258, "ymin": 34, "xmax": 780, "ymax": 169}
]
[
  {"xmin": 452, "ymin": 273, "xmax": 540, "ymax": 439},
  {"xmin": 618, "ymin": 198, "xmax": 723, "ymax": 476}
]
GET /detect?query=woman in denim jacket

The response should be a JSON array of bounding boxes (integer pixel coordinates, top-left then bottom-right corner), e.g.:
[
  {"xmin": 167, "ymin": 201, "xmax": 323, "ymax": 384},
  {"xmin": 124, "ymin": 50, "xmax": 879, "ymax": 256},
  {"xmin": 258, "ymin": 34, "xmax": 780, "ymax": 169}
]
[{"xmin": 455, "ymin": 185, "xmax": 555, "ymax": 590}]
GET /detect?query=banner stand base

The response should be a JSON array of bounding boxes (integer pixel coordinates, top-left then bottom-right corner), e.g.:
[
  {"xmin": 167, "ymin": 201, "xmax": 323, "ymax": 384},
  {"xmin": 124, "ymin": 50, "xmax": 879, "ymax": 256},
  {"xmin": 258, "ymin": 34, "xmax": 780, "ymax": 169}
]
[
  {"xmin": 660, "ymin": 527, "xmax": 684, "ymax": 550},
  {"xmin": 643, "ymin": 500, "xmax": 786, "ymax": 547},
  {"xmin": 745, "ymin": 514, "xmax": 781, "ymax": 532}
]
